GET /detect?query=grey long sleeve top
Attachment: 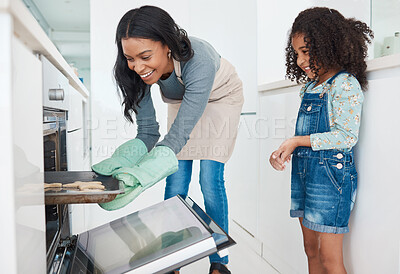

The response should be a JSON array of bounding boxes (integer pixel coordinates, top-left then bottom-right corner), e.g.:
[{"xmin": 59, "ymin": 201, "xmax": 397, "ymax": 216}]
[{"xmin": 135, "ymin": 37, "xmax": 221, "ymax": 154}]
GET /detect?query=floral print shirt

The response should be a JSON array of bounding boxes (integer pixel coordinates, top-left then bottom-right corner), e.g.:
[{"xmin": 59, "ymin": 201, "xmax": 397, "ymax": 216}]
[{"xmin": 300, "ymin": 73, "xmax": 364, "ymax": 151}]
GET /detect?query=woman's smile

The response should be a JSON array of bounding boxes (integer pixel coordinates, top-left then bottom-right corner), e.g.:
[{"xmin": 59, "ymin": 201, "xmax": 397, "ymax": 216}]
[{"xmin": 139, "ymin": 69, "xmax": 155, "ymax": 79}]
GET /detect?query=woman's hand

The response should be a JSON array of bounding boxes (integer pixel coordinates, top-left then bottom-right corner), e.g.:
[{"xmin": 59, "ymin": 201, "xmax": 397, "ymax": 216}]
[{"xmin": 269, "ymin": 136, "xmax": 311, "ymax": 171}]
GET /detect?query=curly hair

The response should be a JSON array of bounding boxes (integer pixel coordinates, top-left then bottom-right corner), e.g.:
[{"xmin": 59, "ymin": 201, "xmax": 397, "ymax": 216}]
[
  {"xmin": 114, "ymin": 6, "xmax": 194, "ymax": 122},
  {"xmin": 285, "ymin": 7, "xmax": 374, "ymax": 90}
]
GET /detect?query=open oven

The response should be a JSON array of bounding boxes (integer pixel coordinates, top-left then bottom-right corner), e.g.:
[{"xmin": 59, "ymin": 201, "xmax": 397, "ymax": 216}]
[
  {"xmin": 43, "ymin": 107, "xmax": 72, "ymax": 272},
  {"xmin": 41, "ymin": 55, "xmax": 72, "ymax": 271}
]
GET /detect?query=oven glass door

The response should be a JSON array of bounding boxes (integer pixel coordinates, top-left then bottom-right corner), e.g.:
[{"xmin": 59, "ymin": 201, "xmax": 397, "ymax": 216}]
[{"xmin": 70, "ymin": 196, "xmax": 235, "ymax": 274}]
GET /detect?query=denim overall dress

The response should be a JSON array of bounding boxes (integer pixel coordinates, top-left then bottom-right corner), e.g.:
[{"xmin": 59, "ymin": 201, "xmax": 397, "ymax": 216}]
[{"xmin": 290, "ymin": 72, "xmax": 358, "ymax": 234}]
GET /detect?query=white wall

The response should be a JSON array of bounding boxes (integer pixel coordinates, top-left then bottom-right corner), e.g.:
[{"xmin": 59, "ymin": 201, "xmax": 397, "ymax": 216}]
[
  {"xmin": 89, "ymin": 0, "xmax": 257, "ymax": 229},
  {"xmin": 257, "ymin": 0, "xmax": 370, "ymax": 85},
  {"xmin": 343, "ymin": 71, "xmax": 400, "ymax": 273},
  {"xmin": 371, "ymin": 0, "xmax": 400, "ymax": 57}
]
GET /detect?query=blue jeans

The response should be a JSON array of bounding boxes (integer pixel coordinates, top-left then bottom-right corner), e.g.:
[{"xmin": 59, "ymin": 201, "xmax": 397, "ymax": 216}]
[{"xmin": 164, "ymin": 160, "xmax": 229, "ymax": 265}]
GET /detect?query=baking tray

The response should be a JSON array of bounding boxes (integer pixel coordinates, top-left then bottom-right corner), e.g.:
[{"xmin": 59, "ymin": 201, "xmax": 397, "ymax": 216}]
[{"xmin": 44, "ymin": 171, "xmax": 124, "ymax": 205}]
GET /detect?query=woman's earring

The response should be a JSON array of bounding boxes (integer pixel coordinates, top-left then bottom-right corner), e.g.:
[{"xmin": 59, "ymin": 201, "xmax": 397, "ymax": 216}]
[{"xmin": 168, "ymin": 50, "xmax": 171, "ymax": 59}]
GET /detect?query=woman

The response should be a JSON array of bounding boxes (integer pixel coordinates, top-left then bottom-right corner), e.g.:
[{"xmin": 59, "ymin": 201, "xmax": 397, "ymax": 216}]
[{"xmin": 93, "ymin": 5, "xmax": 243, "ymax": 274}]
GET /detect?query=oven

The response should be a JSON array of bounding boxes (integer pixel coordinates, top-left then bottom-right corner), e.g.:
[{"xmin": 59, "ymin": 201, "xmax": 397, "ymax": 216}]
[
  {"xmin": 43, "ymin": 107, "xmax": 71, "ymax": 271},
  {"xmin": 41, "ymin": 55, "xmax": 72, "ymax": 272}
]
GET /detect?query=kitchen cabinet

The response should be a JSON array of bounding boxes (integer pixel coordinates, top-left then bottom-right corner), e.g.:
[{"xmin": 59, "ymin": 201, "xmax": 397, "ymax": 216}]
[
  {"xmin": 258, "ymin": 87, "xmax": 307, "ymax": 273},
  {"xmin": 5, "ymin": 32, "xmax": 46, "ymax": 273},
  {"xmin": 226, "ymin": 114, "xmax": 259, "ymax": 237},
  {"xmin": 42, "ymin": 55, "xmax": 69, "ymax": 111},
  {"xmin": 342, "ymin": 75, "xmax": 400, "ymax": 274},
  {"xmin": 1, "ymin": 0, "xmax": 90, "ymax": 272},
  {"xmin": 67, "ymin": 84, "xmax": 87, "ymax": 171},
  {"xmin": 68, "ymin": 85, "xmax": 84, "ymax": 131}
]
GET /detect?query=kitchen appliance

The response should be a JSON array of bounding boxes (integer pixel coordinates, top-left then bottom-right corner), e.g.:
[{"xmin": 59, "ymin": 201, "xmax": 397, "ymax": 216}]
[
  {"xmin": 42, "ymin": 55, "xmax": 72, "ymax": 271},
  {"xmin": 48, "ymin": 195, "xmax": 235, "ymax": 274}
]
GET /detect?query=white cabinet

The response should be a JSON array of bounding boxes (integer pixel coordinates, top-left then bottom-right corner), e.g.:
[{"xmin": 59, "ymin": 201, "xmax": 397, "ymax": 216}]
[
  {"xmin": 226, "ymin": 114, "xmax": 259, "ymax": 237},
  {"xmin": 2, "ymin": 1, "xmax": 90, "ymax": 272},
  {"xmin": 342, "ymin": 76, "xmax": 400, "ymax": 273},
  {"xmin": 258, "ymin": 87, "xmax": 307, "ymax": 273},
  {"xmin": 68, "ymin": 85, "xmax": 84, "ymax": 131},
  {"xmin": 11, "ymin": 35, "xmax": 46, "ymax": 274},
  {"xmin": 42, "ymin": 56, "xmax": 69, "ymax": 111},
  {"xmin": 67, "ymin": 85, "xmax": 86, "ymax": 171},
  {"xmin": 67, "ymin": 85, "xmax": 89, "ymax": 235}
]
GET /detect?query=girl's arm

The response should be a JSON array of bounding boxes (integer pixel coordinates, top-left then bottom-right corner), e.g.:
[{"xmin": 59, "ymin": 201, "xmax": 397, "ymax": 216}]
[{"xmin": 310, "ymin": 74, "xmax": 363, "ymax": 151}]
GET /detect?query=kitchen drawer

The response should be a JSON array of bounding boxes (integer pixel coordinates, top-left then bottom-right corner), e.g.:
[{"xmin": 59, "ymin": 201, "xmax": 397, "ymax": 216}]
[{"xmin": 42, "ymin": 56, "xmax": 69, "ymax": 111}]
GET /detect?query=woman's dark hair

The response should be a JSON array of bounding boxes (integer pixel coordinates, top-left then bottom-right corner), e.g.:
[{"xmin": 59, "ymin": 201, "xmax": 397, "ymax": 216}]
[
  {"xmin": 285, "ymin": 7, "xmax": 373, "ymax": 90},
  {"xmin": 114, "ymin": 5, "xmax": 194, "ymax": 122}
]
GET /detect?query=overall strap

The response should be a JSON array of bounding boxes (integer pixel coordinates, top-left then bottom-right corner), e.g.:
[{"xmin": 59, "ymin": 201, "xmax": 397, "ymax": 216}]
[
  {"xmin": 319, "ymin": 70, "xmax": 346, "ymax": 98},
  {"xmin": 327, "ymin": 70, "xmax": 346, "ymax": 85}
]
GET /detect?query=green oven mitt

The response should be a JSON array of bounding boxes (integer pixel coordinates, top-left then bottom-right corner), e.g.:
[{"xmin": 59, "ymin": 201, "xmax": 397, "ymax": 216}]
[
  {"xmin": 99, "ymin": 146, "xmax": 178, "ymax": 211},
  {"xmin": 92, "ymin": 138, "xmax": 148, "ymax": 176}
]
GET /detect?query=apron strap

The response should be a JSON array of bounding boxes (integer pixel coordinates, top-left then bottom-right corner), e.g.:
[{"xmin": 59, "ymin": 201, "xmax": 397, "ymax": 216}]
[
  {"xmin": 172, "ymin": 58, "xmax": 184, "ymax": 86},
  {"xmin": 160, "ymin": 59, "xmax": 184, "ymax": 104}
]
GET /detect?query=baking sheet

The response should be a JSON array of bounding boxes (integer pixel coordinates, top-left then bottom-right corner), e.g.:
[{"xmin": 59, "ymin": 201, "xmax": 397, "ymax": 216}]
[{"xmin": 44, "ymin": 171, "xmax": 124, "ymax": 205}]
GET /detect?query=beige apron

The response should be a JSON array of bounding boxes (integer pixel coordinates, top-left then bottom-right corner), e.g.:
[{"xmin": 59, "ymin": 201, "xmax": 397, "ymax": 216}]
[{"xmin": 161, "ymin": 58, "xmax": 244, "ymax": 163}]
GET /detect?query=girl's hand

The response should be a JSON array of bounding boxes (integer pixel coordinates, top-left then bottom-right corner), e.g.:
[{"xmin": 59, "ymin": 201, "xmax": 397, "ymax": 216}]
[
  {"xmin": 269, "ymin": 151, "xmax": 287, "ymax": 171},
  {"xmin": 269, "ymin": 136, "xmax": 311, "ymax": 171}
]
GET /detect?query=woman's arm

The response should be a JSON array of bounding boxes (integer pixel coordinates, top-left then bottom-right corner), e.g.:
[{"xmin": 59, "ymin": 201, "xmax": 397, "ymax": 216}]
[{"xmin": 135, "ymin": 87, "xmax": 161, "ymax": 152}]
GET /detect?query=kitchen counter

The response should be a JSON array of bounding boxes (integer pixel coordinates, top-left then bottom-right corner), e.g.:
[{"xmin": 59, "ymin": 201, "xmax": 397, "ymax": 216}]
[{"xmin": 258, "ymin": 53, "xmax": 400, "ymax": 93}]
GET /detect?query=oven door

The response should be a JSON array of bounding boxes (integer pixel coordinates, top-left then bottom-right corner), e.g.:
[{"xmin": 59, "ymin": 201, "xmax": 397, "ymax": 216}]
[{"xmin": 58, "ymin": 195, "xmax": 235, "ymax": 274}]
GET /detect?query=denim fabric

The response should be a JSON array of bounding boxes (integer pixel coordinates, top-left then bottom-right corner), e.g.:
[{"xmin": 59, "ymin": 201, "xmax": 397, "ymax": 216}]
[
  {"xmin": 291, "ymin": 72, "xmax": 358, "ymax": 234},
  {"xmin": 165, "ymin": 160, "xmax": 229, "ymax": 264}
]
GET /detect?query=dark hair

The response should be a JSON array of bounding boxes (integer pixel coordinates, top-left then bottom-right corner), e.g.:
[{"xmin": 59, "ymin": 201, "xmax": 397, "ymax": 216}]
[
  {"xmin": 114, "ymin": 5, "xmax": 194, "ymax": 122},
  {"xmin": 285, "ymin": 7, "xmax": 373, "ymax": 90}
]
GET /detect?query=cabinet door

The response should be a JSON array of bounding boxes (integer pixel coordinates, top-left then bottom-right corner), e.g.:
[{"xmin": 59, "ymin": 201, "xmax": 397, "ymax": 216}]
[
  {"xmin": 67, "ymin": 129, "xmax": 84, "ymax": 171},
  {"xmin": 12, "ymin": 36, "xmax": 46, "ymax": 274},
  {"xmin": 258, "ymin": 87, "xmax": 307, "ymax": 273},
  {"xmin": 68, "ymin": 85, "xmax": 84, "ymax": 131},
  {"xmin": 225, "ymin": 114, "xmax": 259, "ymax": 237},
  {"xmin": 42, "ymin": 56, "xmax": 69, "ymax": 110}
]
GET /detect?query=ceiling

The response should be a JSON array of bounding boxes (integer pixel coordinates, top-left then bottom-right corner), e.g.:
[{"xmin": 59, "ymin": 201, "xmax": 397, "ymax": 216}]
[
  {"xmin": 28, "ymin": 0, "xmax": 90, "ymax": 32},
  {"xmin": 23, "ymin": 0, "xmax": 90, "ymax": 74}
]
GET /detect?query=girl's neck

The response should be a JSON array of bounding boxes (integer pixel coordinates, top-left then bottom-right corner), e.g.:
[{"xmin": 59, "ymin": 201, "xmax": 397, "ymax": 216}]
[{"xmin": 314, "ymin": 68, "xmax": 341, "ymax": 87}]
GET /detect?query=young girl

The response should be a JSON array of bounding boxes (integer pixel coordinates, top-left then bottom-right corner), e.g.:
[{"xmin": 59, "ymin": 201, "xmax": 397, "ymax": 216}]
[{"xmin": 269, "ymin": 7, "xmax": 373, "ymax": 273}]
